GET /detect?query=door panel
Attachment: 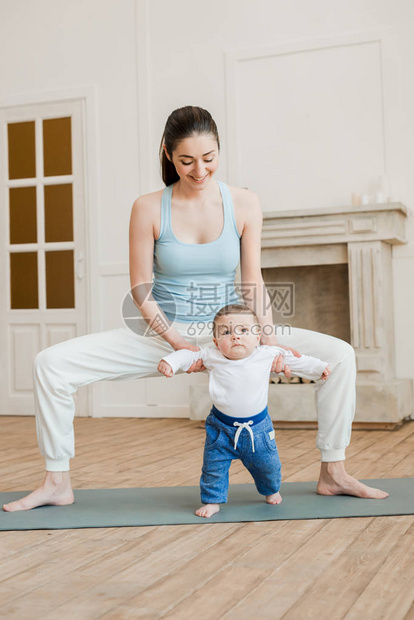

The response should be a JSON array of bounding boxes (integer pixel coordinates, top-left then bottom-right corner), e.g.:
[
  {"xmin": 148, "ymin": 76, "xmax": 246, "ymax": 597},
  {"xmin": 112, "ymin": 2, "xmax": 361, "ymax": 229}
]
[
  {"xmin": 12, "ymin": 325, "xmax": 40, "ymax": 391},
  {"xmin": 0, "ymin": 100, "xmax": 88, "ymax": 416}
]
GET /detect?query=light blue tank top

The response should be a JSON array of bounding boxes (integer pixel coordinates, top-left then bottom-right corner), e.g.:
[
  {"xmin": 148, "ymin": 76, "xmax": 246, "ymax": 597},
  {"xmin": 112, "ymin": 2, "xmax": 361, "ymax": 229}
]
[{"xmin": 153, "ymin": 181, "xmax": 241, "ymax": 323}]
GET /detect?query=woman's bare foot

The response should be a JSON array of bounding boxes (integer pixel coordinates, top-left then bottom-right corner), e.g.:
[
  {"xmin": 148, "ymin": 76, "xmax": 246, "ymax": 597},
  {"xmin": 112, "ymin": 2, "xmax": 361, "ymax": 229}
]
[
  {"xmin": 195, "ymin": 503, "xmax": 220, "ymax": 518},
  {"xmin": 2, "ymin": 471, "xmax": 74, "ymax": 512},
  {"xmin": 317, "ymin": 461, "xmax": 389, "ymax": 499},
  {"xmin": 266, "ymin": 491, "xmax": 282, "ymax": 505}
]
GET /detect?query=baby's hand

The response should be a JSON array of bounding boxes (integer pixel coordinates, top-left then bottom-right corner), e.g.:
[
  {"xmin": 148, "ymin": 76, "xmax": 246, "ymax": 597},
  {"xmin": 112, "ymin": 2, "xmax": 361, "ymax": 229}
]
[
  {"xmin": 321, "ymin": 365, "xmax": 330, "ymax": 381},
  {"xmin": 158, "ymin": 359, "xmax": 173, "ymax": 378}
]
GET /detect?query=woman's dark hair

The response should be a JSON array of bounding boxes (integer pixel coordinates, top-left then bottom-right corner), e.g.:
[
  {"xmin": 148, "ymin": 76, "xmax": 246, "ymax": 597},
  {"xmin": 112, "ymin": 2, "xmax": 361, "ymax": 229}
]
[{"xmin": 159, "ymin": 106, "xmax": 220, "ymax": 186}]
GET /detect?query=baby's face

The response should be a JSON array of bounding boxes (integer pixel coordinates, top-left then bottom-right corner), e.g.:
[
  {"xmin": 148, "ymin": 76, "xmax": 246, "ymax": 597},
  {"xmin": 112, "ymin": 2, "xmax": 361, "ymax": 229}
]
[{"xmin": 213, "ymin": 314, "xmax": 261, "ymax": 360}]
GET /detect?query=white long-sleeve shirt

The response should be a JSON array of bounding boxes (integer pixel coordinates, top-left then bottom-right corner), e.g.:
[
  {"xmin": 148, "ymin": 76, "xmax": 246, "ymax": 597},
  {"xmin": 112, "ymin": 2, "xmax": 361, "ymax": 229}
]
[{"xmin": 162, "ymin": 345, "xmax": 328, "ymax": 418}]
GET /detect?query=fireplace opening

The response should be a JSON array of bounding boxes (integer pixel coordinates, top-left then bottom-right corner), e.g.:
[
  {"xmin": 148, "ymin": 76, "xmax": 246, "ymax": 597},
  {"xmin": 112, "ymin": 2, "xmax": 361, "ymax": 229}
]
[{"xmin": 262, "ymin": 263, "xmax": 351, "ymax": 344}]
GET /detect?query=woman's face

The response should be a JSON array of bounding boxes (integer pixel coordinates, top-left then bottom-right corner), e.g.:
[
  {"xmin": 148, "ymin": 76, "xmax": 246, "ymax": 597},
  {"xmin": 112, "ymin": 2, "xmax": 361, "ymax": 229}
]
[{"xmin": 167, "ymin": 133, "xmax": 219, "ymax": 189}]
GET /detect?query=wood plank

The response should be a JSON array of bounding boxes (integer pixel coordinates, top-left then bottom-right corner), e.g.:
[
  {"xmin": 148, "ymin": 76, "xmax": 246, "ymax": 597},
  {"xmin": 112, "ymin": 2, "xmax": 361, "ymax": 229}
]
[
  {"xmin": 0, "ymin": 416, "xmax": 412, "ymax": 620},
  {"xmin": 404, "ymin": 604, "xmax": 414, "ymax": 620},
  {"xmin": 0, "ymin": 525, "xmax": 173, "ymax": 611},
  {"xmin": 163, "ymin": 518, "xmax": 368, "ymax": 619},
  {"xmin": 116, "ymin": 519, "xmax": 327, "ymax": 618},
  {"xmin": 279, "ymin": 516, "xmax": 414, "ymax": 620},
  {"xmin": 34, "ymin": 524, "xmax": 240, "ymax": 620},
  {"xmin": 344, "ymin": 521, "xmax": 414, "ymax": 619}
]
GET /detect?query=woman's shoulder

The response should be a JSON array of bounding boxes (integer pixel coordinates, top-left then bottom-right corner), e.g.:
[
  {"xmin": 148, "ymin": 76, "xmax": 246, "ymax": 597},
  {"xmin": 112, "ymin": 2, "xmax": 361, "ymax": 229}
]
[
  {"xmin": 226, "ymin": 184, "xmax": 262, "ymax": 226},
  {"xmin": 227, "ymin": 184, "xmax": 260, "ymax": 207},
  {"xmin": 130, "ymin": 189, "xmax": 164, "ymax": 238},
  {"xmin": 132, "ymin": 188, "xmax": 164, "ymax": 212}
]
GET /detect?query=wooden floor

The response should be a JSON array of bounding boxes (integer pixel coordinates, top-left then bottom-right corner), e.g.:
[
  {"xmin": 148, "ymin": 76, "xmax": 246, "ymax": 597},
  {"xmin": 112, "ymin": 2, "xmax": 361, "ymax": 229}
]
[{"xmin": 1, "ymin": 415, "xmax": 414, "ymax": 619}]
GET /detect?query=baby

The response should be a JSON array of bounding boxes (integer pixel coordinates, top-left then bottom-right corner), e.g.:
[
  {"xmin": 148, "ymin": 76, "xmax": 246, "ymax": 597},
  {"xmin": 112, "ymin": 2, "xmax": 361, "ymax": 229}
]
[{"xmin": 158, "ymin": 304, "xmax": 330, "ymax": 518}]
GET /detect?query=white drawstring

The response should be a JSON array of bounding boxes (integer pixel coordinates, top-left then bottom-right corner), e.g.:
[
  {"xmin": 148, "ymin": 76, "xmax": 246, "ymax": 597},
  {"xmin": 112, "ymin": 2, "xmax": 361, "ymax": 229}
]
[{"xmin": 233, "ymin": 420, "xmax": 255, "ymax": 452}]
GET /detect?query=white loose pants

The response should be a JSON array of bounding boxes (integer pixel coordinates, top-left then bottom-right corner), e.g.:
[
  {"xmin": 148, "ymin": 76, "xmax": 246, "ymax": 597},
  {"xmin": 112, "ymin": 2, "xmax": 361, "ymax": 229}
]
[{"xmin": 33, "ymin": 322, "xmax": 356, "ymax": 471}]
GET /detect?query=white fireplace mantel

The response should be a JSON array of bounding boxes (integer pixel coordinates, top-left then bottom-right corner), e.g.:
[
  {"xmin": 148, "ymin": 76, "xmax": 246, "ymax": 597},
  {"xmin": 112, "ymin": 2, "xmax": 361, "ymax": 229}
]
[
  {"xmin": 190, "ymin": 202, "xmax": 413, "ymax": 427},
  {"xmin": 261, "ymin": 202, "xmax": 407, "ymax": 269},
  {"xmin": 260, "ymin": 201, "xmax": 412, "ymax": 425}
]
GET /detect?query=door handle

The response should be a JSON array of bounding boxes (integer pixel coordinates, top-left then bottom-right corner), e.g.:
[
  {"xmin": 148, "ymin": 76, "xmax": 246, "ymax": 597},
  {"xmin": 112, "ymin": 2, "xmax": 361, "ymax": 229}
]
[{"xmin": 76, "ymin": 251, "xmax": 85, "ymax": 280}]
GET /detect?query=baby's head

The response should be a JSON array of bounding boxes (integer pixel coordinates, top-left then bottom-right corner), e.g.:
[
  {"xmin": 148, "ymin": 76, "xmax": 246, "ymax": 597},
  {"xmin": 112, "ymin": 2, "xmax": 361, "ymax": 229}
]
[{"xmin": 212, "ymin": 304, "xmax": 261, "ymax": 360}]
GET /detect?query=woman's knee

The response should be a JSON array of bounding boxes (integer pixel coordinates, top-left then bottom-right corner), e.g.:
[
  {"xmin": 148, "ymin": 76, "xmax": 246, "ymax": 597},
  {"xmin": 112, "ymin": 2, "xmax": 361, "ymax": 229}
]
[
  {"xmin": 338, "ymin": 339, "xmax": 355, "ymax": 360},
  {"xmin": 33, "ymin": 345, "xmax": 64, "ymax": 378},
  {"xmin": 329, "ymin": 337, "xmax": 356, "ymax": 367}
]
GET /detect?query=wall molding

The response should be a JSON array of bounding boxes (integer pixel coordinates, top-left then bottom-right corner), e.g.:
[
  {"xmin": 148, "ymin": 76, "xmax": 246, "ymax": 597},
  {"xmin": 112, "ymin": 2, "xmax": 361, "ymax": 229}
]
[
  {"xmin": 94, "ymin": 402, "xmax": 190, "ymax": 418},
  {"xmin": 135, "ymin": 0, "xmax": 155, "ymax": 195},
  {"xmin": 225, "ymin": 28, "xmax": 400, "ymax": 189}
]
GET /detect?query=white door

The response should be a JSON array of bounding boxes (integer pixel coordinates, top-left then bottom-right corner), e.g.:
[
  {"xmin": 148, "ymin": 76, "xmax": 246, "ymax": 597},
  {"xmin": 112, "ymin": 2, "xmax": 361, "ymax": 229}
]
[{"xmin": 0, "ymin": 100, "xmax": 89, "ymax": 416}]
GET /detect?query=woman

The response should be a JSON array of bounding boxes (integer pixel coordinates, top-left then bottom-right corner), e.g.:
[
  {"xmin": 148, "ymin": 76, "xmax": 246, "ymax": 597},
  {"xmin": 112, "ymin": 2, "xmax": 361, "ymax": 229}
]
[{"xmin": 3, "ymin": 106, "xmax": 387, "ymax": 511}]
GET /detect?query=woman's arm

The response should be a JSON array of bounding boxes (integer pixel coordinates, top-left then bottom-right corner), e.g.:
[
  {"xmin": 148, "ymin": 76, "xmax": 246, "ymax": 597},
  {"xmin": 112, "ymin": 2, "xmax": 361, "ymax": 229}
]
[
  {"xmin": 238, "ymin": 190, "xmax": 277, "ymax": 344},
  {"xmin": 129, "ymin": 194, "xmax": 199, "ymax": 352},
  {"xmin": 237, "ymin": 189, "xmax": 300, "ymax": 372}
]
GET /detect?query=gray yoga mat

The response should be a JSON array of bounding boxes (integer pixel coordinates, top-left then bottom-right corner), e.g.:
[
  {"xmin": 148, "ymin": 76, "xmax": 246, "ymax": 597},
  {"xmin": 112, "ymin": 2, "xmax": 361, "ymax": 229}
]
[{"xmin": 1, "ymin": 478, "xmax": 413, "ymax": 531}]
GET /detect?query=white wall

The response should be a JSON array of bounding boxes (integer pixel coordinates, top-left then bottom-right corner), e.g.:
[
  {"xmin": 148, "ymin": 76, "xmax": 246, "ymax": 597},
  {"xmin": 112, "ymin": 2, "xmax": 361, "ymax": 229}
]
[
  {"xmin": 1, "ymin": 0, "xmax": 139, "ymax": 267},
  {"xmin": 1, "ymin": 0, "xmax": 413, "ymax": 416}
]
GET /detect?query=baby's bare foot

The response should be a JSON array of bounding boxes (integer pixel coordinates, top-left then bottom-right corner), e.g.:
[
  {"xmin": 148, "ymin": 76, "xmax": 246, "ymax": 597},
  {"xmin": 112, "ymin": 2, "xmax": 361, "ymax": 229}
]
[
  {"xmin": 195, "ymin": 503, "xmax": 220, "ymax": 518},
  {"xmin": 266, "ymin": 492, "xmax": 282, "ymax": 505}
]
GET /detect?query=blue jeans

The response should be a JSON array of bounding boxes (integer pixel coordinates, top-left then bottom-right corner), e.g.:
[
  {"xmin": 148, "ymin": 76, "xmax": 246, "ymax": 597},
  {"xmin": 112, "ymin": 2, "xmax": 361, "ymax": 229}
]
[{"xmin": 200, "ymin": 408, "xmax": 282, "ymax": 504}]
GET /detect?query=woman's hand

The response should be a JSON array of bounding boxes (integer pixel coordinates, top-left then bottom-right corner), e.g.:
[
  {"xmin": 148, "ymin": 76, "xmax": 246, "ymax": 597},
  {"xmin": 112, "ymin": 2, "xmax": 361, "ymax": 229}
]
[
  {"xmin": 185, "ymin": 359, "xmax": 206, "ymax": 373},
  {"xmin": 272, "ymin": 355, "xmax": 291, "ymax": 378},
  {"xmin": 261, "ymin": 335, "xmax": 301, "ymax": 377},
  {"xmin": 276, "ymin": 344, "xmax": 301, "ymax": 357},
  {"xmin": 170, "ymin": 337, "xmax": 206, "ymax": 374}
]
